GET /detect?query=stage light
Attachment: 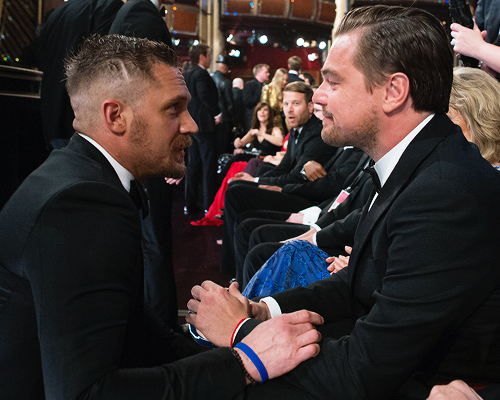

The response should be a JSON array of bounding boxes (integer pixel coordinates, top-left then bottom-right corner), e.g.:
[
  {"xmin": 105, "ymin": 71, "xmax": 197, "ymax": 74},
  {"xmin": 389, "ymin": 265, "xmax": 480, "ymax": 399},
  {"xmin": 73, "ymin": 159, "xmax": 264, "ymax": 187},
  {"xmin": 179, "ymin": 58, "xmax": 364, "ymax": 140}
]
[
  {"xmin": 227, "ymin": 34, "xmax": 233, "ymax": 42},
  {"xmin": 259, "ymin": 35, "xmax": 268, "ymax": 44},
  {"xmin": 296, "ymin": 37, "xmax": 304, "ymax": 47},
  {"xmin": 318, "ymin": 41, "xmax": 327, "ymax": 50}
]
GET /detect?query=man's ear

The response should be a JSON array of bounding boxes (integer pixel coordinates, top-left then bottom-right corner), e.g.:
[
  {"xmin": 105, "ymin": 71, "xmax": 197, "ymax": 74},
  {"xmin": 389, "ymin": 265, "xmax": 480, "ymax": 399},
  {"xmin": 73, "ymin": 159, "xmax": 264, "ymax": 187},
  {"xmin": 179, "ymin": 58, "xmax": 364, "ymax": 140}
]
[
  {"xmin": 382, "ymin": 73, "xmax": 410, "ymax": 114},
  {"xmin": 307, "ymin": 101, "xmax": 315, "ymax": 114},
  {"xmin": 101, "ymin": 99, "xmax": 128, "ymax": 135}
]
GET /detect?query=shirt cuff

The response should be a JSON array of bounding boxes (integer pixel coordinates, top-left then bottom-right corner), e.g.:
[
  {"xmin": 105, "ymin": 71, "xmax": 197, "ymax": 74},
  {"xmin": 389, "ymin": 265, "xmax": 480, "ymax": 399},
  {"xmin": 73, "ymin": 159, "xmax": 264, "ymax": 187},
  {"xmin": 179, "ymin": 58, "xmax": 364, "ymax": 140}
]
[
  {"xmin": 311, "ymin": 232, "xmax": 318, "ymax": 246},
  {"xmin": 254, "ymin": 177, "xmax": 259, "ymax": 183},
  {"xmin": 299, "ymin": 206, "xmax": 322, "ymax": 225},
  {"xmin": 260, "ymin": 297, "xmax": 282, "ymax": 318}
]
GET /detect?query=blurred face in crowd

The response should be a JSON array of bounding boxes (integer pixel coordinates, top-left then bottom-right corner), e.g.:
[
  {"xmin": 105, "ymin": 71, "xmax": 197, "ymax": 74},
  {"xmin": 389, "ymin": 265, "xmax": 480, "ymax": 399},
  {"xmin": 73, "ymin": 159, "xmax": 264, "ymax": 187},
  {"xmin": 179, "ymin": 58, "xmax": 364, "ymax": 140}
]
[
  {"xmin": 256, "ymin": 66, "xmax": 270, "ymax": 83},
  {"xmin": 282, "ymin": 73, "xmax": 289, "ymax": 88},
  {"xmin": 199, "ymin": 48, "xmax": 212, "ymax": 69},
  {"xmin": 283, "ymin": 91, "xmax": 313, "ymax": 128},
  {"xmin": 257, "ymin": 105, "xmax": 270, "ymax": 124}
]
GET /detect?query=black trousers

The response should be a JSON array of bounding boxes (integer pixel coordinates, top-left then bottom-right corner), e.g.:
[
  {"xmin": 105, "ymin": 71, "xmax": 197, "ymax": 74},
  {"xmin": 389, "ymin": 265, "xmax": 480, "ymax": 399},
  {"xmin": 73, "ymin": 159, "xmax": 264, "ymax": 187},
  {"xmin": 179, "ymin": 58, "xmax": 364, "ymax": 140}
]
[{"xmin": 185, "ymin": 131, "xmax": 217, "ymax": 210}]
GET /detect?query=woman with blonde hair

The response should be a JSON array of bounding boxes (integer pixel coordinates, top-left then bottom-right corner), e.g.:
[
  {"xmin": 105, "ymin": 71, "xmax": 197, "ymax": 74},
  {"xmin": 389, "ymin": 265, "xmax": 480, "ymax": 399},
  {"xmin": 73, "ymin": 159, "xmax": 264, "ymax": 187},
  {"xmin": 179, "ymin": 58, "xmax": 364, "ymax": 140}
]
[
  {"xmin": 261, "ymin": 68, "xmax": 288, "ymax": 131},
  {"xmin": 448, "ymin": 67, "xmax": 500, "ymax": 169}
]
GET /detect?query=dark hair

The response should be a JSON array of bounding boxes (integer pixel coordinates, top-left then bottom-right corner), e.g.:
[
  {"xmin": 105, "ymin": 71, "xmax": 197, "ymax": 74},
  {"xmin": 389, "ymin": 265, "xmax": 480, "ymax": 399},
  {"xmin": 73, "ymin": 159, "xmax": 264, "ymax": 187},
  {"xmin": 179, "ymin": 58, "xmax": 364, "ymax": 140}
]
[
  {"xmin": 188, "ymin": 44, "xmax": 210, "ymax": 64},
  {"xmin": 301, "ymin": 72, "xmax": 315, "ymax": 86},
  {"xmin": 251, "ymin": 102, "xmax": 275, "ymax": 135},
  {"xmin": 283, "ymin": 81, "xmax": 314, "ymax": 104},
  {"xmin": 336, "ymin": 5, "xmax": 453, "ymax": 113}
]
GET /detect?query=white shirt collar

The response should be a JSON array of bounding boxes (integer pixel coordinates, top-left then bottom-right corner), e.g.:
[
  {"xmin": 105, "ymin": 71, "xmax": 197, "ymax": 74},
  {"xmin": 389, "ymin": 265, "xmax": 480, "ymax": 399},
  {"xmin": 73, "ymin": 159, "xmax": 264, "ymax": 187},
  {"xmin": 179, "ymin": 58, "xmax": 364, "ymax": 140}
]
[
  {"xmin": 374, "ymin": 113, "xmax": 434, "ymax": 188},
  {"xmin": 150, "ymin": 0, "xmax": 161, "ymax": 10},
  {"xmin": 78, "ymin": 133, "xmax": 135, "ymax": 192},
  {"xmin": 288, "ymin": 70, "xmax": 299, "ymax": 75}
]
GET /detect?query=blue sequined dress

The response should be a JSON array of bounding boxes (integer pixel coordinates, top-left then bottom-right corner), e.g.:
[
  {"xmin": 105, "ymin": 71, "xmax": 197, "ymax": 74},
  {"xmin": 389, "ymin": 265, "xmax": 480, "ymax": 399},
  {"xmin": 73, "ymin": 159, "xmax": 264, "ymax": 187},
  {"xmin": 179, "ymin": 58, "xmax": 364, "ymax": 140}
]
[{"xmin": 242, "ymin": 240, "xmax": 331, "ymax": 298}]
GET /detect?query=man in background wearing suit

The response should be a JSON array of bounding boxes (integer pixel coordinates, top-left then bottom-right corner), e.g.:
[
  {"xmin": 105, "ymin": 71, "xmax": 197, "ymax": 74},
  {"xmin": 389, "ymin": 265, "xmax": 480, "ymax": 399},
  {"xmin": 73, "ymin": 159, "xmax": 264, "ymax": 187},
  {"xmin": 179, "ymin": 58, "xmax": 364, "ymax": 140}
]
[
  {"xmin": 287, "ymin": 55, "xmax": 304, "ymax": 83},
  {"xmin": 183, "ymin": 44, "xmax": 221, "ymax": 214},
  {"xmin": 188, "ymin": 5, "xmax": 500, "ymax": 399},
  {"xmin": 36, "ymin": 0, "xmax": 123, "ymax": 149},
  {"xmin": 0, "ymin": 35, "xmax": 323, "ymax": 400},
  {"xmin": 242, "ymin": 63, "xmax": 270, "ymax": 132}
]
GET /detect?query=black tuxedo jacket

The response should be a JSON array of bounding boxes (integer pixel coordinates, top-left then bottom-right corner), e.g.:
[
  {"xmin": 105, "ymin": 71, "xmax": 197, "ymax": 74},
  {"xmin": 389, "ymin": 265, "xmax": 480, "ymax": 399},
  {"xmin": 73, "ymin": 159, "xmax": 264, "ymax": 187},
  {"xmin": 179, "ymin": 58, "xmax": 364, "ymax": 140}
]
[
  {"xmin": 287, "ymin": 72, "xmax": 303, "ymax": 83},
  {"xmin": 239, "ymin": 114, "xmax": 500, "ymax": 399},
  {"xmin": 242, "ymin": 78, "xmax": 263, "ymax": 130},
  {"xmin": 109, "ymin": 0, "xmax": 172, "ymax": 46},
  {"xmin": 183, "ymin": 65, "xmax": 220, "ymax": 133},
  {"xmin": 36, "ymin": 0, "xmax": 124, "ymax": 147},
  {"xmin": 0, "ymin": 135, "xmax": 243, "ymax": 399},
  {"xmin": 258, "ymin": 115, "xmax": 336, "ymax": 186}
]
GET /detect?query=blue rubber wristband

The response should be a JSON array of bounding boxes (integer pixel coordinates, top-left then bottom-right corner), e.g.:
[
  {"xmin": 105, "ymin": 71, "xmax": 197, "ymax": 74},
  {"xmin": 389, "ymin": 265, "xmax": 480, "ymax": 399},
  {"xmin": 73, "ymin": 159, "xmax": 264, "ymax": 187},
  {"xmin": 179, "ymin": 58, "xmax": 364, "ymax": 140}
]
[{"xmin": 234, "ymin": 342, "xmax": 269, "ymax": 383}]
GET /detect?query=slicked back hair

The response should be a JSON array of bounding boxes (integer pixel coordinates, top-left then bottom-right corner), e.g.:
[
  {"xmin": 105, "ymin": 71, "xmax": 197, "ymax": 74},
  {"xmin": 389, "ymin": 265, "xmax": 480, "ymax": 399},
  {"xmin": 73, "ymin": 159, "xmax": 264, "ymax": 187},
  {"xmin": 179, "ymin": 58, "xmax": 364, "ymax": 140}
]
[{"xmin": 335, "ymin": 5, "xmax": 453, "ymax": 113}]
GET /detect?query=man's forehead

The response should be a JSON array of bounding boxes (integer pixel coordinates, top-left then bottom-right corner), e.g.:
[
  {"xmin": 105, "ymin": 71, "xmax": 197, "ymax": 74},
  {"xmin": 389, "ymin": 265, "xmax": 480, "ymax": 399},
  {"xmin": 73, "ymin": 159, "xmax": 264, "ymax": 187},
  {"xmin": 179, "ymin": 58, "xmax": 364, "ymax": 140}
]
[{"xmin": 152, "ymin": 64, "xmax": 190, "ymax": 100}]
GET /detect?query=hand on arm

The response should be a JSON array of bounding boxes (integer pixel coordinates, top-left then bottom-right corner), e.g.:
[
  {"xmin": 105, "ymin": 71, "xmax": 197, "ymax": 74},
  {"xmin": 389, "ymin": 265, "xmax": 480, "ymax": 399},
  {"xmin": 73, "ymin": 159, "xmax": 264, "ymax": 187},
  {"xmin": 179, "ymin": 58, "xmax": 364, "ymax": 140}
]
[
  {"xmin": 427, "ymin": 381, "xmax": 483, "ymax": 400},
  {"xmin": 303, "ymin": 161, "xmax": 327, "ymax": 181},
  {"xmin": 165, "ymin": 177, "xmax": 183, "ymax": 185},
  {"xmin": 237, "ymin": 310, "xmax": 324, "ymax": 382},
  {"xmin": 258, "ymin": 185, "xmax": 282, "ymax": 192}
]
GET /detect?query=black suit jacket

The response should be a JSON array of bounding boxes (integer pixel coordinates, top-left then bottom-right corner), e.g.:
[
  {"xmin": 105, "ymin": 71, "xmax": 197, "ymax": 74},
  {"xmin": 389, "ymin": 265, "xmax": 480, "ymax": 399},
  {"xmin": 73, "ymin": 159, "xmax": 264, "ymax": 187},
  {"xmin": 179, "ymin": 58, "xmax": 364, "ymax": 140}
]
[
  {"xmin": 36, "ymin": 0, "xmax": 123, "ymax": 147},
  {"xmin": 183, "ymin": 65, "xmax": 220, "ymax": 133},
  {"xmin": 0, "ymin": 135, "xmax": 243, "ymax": 399},
  {"xmin": 242, "ymin": 78, "xmax": 263, "ymax": 130},
  {"xmin": 287, "ymin": 72, "xmax": 303, "ymax": 83},
  {"xmin": 109, "ymin": 0, "xmax": 172, "ymax": 46},
  {"xmin": 239, "ymin": 114, "xmax": 500, "ymax": 399},
  {"xmin": 257, "ymin": 115, "xmax": 336, "ymax": 186}
]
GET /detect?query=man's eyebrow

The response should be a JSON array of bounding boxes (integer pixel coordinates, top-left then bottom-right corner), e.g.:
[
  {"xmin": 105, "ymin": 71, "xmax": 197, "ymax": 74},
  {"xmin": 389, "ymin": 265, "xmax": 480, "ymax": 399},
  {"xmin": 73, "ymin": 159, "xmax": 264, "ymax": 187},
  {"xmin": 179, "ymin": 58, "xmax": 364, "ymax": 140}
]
[
  {"xmin": 165, "ymin": 94, "xmax": 190, "ymax": 107},
  {"xmin": 321, "ymin": 68, "xmax": 342, "ymax": 80}
]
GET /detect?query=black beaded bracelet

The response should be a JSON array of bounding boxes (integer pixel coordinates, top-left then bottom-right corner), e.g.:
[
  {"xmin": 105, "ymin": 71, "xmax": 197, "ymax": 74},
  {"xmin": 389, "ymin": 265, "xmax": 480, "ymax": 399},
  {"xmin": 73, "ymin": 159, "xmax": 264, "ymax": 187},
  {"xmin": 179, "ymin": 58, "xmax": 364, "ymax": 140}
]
[{"xmin": 229, "ymin": 347, "xmax": 258, "ymax": 386}]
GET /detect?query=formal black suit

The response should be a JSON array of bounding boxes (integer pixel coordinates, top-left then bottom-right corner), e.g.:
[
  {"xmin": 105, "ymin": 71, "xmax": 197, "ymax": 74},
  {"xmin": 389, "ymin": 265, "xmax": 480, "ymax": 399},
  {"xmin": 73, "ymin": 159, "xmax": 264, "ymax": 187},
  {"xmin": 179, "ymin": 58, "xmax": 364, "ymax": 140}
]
[
  {"xmin": 36, "ymin": 0, "xmax": 123, "ymax": 148},
  {"xmin": 257, "ymin": 116, "xmax": 338, "ymax": 187},
  {"xmin": 109, "ymin": 0, "xmax": 172, "ymax": 45},
  {"xmin": 242, "ymin": 78, "xmax": 264, "ymax": 132},
  {"xmin": 0, "ymin": 135, "xmax": 244, "ymax": 399},
  {"xmin": 237, "ymin": 114, "xmax": 500, "ymax": 399},
  {"xmin": 212, "ymin": 70, "xmax": 234, "ymax": 155},
  {"xmin": 287, "ymin": 72, "xmax": 303, "ymax": 83},
  {"xmin": 475, "ymin": 0, "xmax": 500, "ymax": 44},
  {"xmin": 109, "ymin": 0, "xmax": 178, "ymax": 327},
  {"xmin": 183, "ymin": 64, "xmax": 220, "ymax": 210}
]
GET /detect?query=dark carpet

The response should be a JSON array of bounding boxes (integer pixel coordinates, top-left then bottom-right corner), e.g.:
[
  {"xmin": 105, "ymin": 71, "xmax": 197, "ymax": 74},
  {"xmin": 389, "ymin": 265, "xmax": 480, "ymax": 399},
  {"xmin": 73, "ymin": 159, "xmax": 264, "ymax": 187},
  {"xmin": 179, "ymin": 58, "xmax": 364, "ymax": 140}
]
[{"xmin": 170, "ymin": 183, "xmax": 233, "ymax": 323}]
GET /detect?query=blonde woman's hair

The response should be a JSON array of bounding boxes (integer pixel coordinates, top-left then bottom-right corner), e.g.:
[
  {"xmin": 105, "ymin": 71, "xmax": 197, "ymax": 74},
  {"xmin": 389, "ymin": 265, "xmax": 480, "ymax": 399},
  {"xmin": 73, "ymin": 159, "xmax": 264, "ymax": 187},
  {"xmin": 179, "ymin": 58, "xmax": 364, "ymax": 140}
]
[
  {"xmin": 450, "ymin": 67, "xmax": 500, "ymax": 164},
  {"xmin": 268, "ymin": 68, "xmax": 288, "ymax": 104}
]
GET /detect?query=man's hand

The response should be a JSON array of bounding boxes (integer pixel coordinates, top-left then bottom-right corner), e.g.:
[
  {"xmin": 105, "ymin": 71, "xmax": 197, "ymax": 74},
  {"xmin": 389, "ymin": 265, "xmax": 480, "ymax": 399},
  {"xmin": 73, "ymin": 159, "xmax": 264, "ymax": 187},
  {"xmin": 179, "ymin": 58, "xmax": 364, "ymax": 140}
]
[
  {"xmin": 215, "ymin": 115, "xmax": 222, "ymax": 125},
  {"xmin": 286, "ymin": 213, "xmax": 304, "ymax": 224},
  {"xmin": 187, "ymin": 281, "xmax": 254, "ymax": 346},
  {"xmin": 427, "ymin": 381, "xmax": 483, "ymax": 400},
  {"xmin": 303, "ymin": 161, "xmax": 327, "ymax": 181},
  {"xmin": 258, "ymin": 185, "xmax": 282, "ymax": 192},
  {"xmin": 228, "ymin": 172, "xmax": 254, "ymax": 183},
  {"xmin": 326, "ymin": 246, "xmax": 351, "ymax": 274},
  {"xmin": 238, "ymin": 310, "xmax": 324, "ymax": 382}
]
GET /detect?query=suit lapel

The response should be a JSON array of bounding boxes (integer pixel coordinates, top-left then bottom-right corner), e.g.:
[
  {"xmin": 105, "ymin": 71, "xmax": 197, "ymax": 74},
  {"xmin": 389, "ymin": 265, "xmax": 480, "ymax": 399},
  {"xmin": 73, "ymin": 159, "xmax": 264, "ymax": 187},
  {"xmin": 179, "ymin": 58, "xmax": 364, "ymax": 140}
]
[{"xmin": 347, "ymin": 114, "xmax": 456, "ymax": 284}]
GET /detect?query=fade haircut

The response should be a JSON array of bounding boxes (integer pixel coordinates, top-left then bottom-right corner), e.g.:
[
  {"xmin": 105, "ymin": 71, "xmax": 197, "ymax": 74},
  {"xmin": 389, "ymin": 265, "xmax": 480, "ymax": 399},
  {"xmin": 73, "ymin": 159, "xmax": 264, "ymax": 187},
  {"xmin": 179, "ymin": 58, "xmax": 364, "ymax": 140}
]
[
  {"xmin": 253, "ymin": 63, "xmax": 269, "ymax": 77},
  {"xmin": 189, "ymin": 44, "xmax": 210, "ymax": 64},
  {"xmin": 65, "ymin": 34, "xmax": 179, "ymax": 132},
  {"xmin": 335, "ymin": 5, "xmax": 453, "ymax": 113},
  {"xmin": 287, "ymin": 56, "xmax": 302, "ymax": 71},
  {"xmin": 283, "ymin": 81, "xmax": 314, "ymax": 104}
]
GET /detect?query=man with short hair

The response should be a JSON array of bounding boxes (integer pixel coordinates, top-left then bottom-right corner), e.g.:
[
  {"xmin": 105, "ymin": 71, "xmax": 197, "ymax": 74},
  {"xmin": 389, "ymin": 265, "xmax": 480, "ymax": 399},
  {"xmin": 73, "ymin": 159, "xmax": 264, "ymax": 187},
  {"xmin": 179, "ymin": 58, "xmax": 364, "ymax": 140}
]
[
  {"xmin": 0, "ymin": 35, "xmax": 323, "ymax": 399},
  {"xmin": 287, "ymin": 55, "xmax": 304, "ymax": 83},
  {"xmin": 211, "ymin": 55, "xmax": 234, "ymax": 156},
  {"xmin": 188, "ymin": 5, "xmax": 500, "ymax": 399},
  {"xmin": 183, "ymin": 44, "xmax": 220, "ymax": 214},
  {"xmin": 242, "ymin": 63, "xmax": 270, "ymax": 132}
]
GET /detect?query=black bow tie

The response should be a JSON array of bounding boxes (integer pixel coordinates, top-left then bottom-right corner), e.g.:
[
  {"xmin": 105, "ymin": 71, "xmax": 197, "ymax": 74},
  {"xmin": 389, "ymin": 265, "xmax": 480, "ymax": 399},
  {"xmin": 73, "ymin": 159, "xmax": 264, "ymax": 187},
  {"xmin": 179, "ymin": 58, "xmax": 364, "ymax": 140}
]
[
  {"xmin": 129, "ymin": 180, "xmax": 150, "ymax": 218},
  {"xmin": 365, "ymin": 161, "xmax": 381, "ymax": 194}
]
